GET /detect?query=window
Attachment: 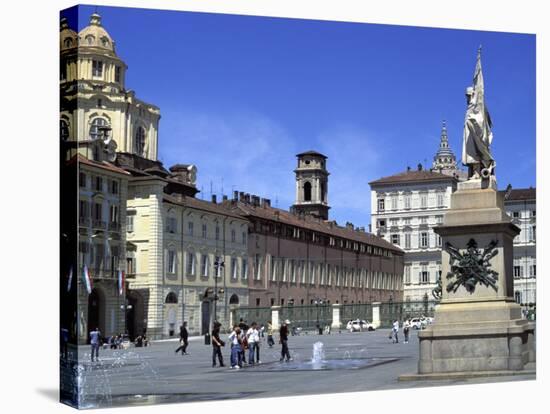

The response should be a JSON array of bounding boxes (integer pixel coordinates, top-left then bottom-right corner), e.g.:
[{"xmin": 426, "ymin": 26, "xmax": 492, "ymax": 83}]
[
  {"xmin": 436, "ymin": 215, "xmax": 443, "ymax": 224},
  {"xmin": 241, "ymin": 258, "xmax": 248, "ymax": 279},
  {"xmin": 437, "ymin": 193, "xmax": 444, "ymax": 207},
  {"xmin": 391, "ymin": 196, "xmax": 398, "ymax": 210},
  {"xmin": 532, "ymin": 210, "xmax": 536, "ymax": 218},
  {"xmin": 514, "ymin": 291, "xmax": 521, "ymax": 304},
  {"xmin": 231, "ymin": 229, "xmax": 236, "ymax": 243},
  {"xmin": 188, "ymin": 221, "xmax": 194, "ymax": 236},
  {"xmin": 378, "ymin": 219, "xmax": 386, "ymax": 229},
  {"xmin": 166, "ymin": 217, "xmax": 177, "ymax": 233},
  {"xmin": 420, "ymin": 216, "xmax": 428, "ymax": 224},
  {"xmin": 115, "ymin": 66, "xmax": 121, "ymax": 83},
  {"xmin": 186, "ymin": 252, "xmax": 195, "ymax": 275},
  {"xmin": 530, "ymin": 226, "xmax": 536, "ymax": 241},
  {"xmin": 94, "ymin": 176, "xmax": 102, "ymax": 191},
  {"xmin": 391, "ymin": 234, "xmax": 400, "ymax": 245},
  {"xmin": 529, "ymin": 264, "xmax": 536, "ymax": 277},
  {"xmin": 436, "ymin": 235, "xmax": 442, "ymax": 247},
  {"xmin": 304, "ymin": 182, "xmax": 312, "ymax": 201},
  {"xmin": 126, "ymin": 257, "xmax": 135, "ymax": 274},
  {"xmin": 79, "ymin": 200, "xmax": 88, "ymax": 219},
  {"xmin": 167, "ymin": 251, "xmax": 177, "ymax": 274},
  {"xmin": 93, "ymin": 203, "xmax": 102, "ymax": 220},
  {"xmin": 290, "ymin": 260, "xmax": 296, "ymax": 283},
  {"xmin": 377, "ymin": 198, "xmax": 385, "ymax": 212},
  {"xmin": 201, "ymin": 254, "xmax": 209, "ymax": 277},
  {"xmin": 214, "ymin": 256, "xmax": 222, "ymax": 278},
  {"xmin": 231, "ymin": 257, "xmax": 238, "ymax": 279},
  {"xmin": 97, "ymin": 99, "xmax": 102, "ymax": 108},
  {"xmin": 135, "ymin": 126, "xmax": 146, "ymax": 156},
  {"xmin": 242, "ymin": 232, "xmax": 247, "ymax": 245},
  {"xmin": 404, "ymin": 266, "xmax": 411, "ymax": 284},
  {"xmin": 215, "ymin": 226, "xmax": 220, "ymax": 240},
  {"xmin": 514, "ymin": 265, "xmax": 522, "ymax": 278},
  {"xmin": 420, "ymin": 232, "xmax": 429, "ymax": 248},
  {"xmin": 126, "ymin": 213, "xmax": 135, "ymax": 232},
  {"xmin": 79, "ymin": 172, "xmax": 86, "ymax": 187},
  {"xmin": 420, "ymin": 266, "xmax": 429, "ymax": 284},
  {"xmin": 420, "ymin": 194, "xmax": 427, "ymax": 209},
  {"xmin": 63, "ymin": 38, "xmax": 73, "ymax": 48},
  {"xmin": 109, "ymin": 204, "xmax": 119, "ymax": 224},
  {"xmin": 202, "ymin": 224, "xmax": 207, "ymax": 238},
  {"xmin": 110, "ymin": 180, "xmax": 118, "ymax": 194},
  {"xmin": 89, "ymin": 118, "xmax": 108, "ymax": 140},
  {"xmin": 92, "ymin": 60, "xmax": 103, "ymax": 77},
  {"xmin": 404, "ymin": 233, "xmax": 411, "ymax": 249},
  {"xmin": 60, "ymin": 119, "xmax": 69, "ymax": 140},
  {"xmin": 404, "ymin": 195, "xmax": 411, "ymax": 209},
  {"xmin": 310, "ymin": 263, "xmax": 316, "ymax": 285},
  {"xmin": 254, "ymin": 254, "xmax": 262, "ymax": 280},
  {"xmin": 390, "ymin": 218, "xmax": 399, "ymax": 226},
  {"xmin": 512, "ymin": 211, "xmax": 520, "ymax": 218}
]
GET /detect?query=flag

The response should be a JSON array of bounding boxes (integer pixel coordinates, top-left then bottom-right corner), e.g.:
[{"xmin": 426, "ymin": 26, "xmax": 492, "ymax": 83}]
[
  {"xmin": 82, "ymin": 264, "xmax": 93, "ymax": 294},
  {"xmin": 118, "ymin": 270, "xmax": 125, "ymax": 296},
  {"xmin": 66, "ymin": 265, "xmax": 73, "ymax": 293}
]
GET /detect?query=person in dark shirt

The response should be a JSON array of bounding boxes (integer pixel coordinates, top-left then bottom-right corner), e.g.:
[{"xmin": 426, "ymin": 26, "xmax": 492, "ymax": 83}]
[
  {"xmin": 175, "ymin": 322, "xmax": 189, "ymax": 355},
  {"xmin": 279, "ymin": 321, "xmax": 291, "ymax": 362},
  {"xmin": 211, "ymin": 321, "xmax": 225, "ymax": 367}
]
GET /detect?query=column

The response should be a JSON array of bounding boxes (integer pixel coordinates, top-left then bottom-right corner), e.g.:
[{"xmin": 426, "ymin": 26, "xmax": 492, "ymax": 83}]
[
  {"xmin": 331, "ymin": 304, "xmax": 341, "ymax": 329},
  {"xmin": 271, "ymin": 306, "xmax": 281, "ymax": 330},
  {"xmin": 372, "ymin": 302, "xmax": 381, "ymax": 329}
]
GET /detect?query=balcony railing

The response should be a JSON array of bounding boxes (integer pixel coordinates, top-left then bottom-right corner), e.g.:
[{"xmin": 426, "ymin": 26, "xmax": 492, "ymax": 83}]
[
  {"xmin": 93, "ymin": 220, "xmax": 106, "ymax": 229},
  {"xmin": 109, "ymin": 221, "xmax": 121, "ymax": 232}
]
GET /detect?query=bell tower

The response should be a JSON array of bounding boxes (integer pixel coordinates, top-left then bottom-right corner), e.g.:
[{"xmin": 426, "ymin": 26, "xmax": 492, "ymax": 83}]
[{"xmin": 291, "ymin": 150, "xmax": 330, "ymax": 220}]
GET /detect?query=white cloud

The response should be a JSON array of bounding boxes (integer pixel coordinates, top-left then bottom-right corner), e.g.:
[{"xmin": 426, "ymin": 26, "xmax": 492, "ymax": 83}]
[{"xmin": 160, "ymin": 109, "xmax": 298, "ymax": 207}]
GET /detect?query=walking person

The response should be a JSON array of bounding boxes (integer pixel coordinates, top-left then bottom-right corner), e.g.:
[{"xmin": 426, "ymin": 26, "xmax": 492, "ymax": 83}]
[
  {"xmin": 279, "ymin": 320, "xmax": 292, "ymax": 361},
  {"xmin": 392, "ymin": 320, "xmax": 399, "ymax": 343},
  {"xmin": 267, "ymin": 321, "xmax": 275, "ymax": 348},
  {"xmin": 89, "ymin": 327, "xmax": 101, "ymax": 362},
  {"xmin": 228, "ymin": 326, "xmax": 242, "ymax": 369},
  {"xmin": 211, "ymin": 322, "xmax": 225, "ymax": 367},
  {"xmin": 403, "ymin": 319, "xmax": 410, "ymax": 344},
  {"xmin": 246, "ymin": 322, "xmax": 260, "ymax": 365},
  {"xmin": 175, "ymin": 322, "xmax": 189, "ymax": 355}
]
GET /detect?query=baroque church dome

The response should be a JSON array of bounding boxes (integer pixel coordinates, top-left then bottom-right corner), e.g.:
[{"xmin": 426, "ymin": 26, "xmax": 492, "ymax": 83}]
[
  {"xmin": 60, "ymin": 17, "xmax": 78, "ymax": 51},
  {"xmin": 78, "ymin": 13, "xmax": 116, "ymax": 54}
]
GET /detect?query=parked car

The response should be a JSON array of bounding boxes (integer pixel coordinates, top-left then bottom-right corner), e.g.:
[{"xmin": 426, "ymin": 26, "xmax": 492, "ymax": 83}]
[
  {"xmin": 346, "ymin": 319, "xmax": 376, "ymax": 332},
  {"xmin": 410, "ymin": 318, "xmax": 427, "ymax": 330}
]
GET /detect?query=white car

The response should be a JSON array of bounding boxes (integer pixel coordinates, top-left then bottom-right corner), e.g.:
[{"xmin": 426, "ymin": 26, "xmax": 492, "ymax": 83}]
[
  {"xmin": 346, "ymin": 319, "xmax": 376, "ymax": 332},
  {"xmin": 410, "ymin": 318, "xmax": 427, "ymax": 330}
]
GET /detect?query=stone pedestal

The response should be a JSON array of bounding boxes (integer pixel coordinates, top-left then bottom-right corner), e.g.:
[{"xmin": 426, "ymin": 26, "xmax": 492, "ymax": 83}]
[
  {"xmin": 271, "ymin": 306, "xmax": 281, "ymax": 330},
  {"xmin": 331, "ymin": 304, "xmax": 342, "ymax": 329},
  {"xmin": 414, "ymin": 178, "xmax": 535, "ymax": 377},
  {"xmin": 371, "ymin": 302, "xmax": 381, "ymax": 329}
]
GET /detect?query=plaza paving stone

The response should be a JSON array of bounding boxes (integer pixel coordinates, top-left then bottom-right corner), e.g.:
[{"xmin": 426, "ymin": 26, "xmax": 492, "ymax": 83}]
[{"xmin": 72, "ymin": 328, "xmax": 535, "ymax": 408}]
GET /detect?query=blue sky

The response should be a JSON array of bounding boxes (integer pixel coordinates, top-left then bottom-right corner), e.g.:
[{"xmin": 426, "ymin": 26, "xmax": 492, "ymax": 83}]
[{"xmin": 64, "ymin": 5, "xmax": 536, "ymax": 229}]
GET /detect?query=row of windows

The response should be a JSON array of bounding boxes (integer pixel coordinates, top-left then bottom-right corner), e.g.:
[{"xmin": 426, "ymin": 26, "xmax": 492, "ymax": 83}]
[
  {"xmin": 78, "ymin": 243, "xmax": 122, "ymax": 274},
  {"xmin": 164, "ymin": 218, "xmax": 247, "ymax": 244},
  {"xmin": 390, "ymin": 232, "xmax": 441, "ymax": 249},
  {"xmin": 79, "ymin": 172, "xmax": 119, "ymax": 194},
  {"xmin": 404, "ymin": 266, "xmax": 442, "ymax": 285},
  {"xmin": 377, "ymin": 193, "xmax": 446, "ymax": 212},
  {"xmin": 507, "ymin": 210, "xmax": 536, "ymax": 219},
  {"xmin": 513, "ymin": 264, "xmax": 537, "ymax": 278},
  {"xmin": 378, "ymin": 215, "xmax": 443, "ymax": 229},
  {"xmin": 164, "ymin": 251, "xmax": 401, "ymax": 290},
  {"xmin": 85, "ymin": 117, "xmax": 146, "ymax": 157},
  {"xmin": 79, "ymin": 200, "xmax": 119, "ymax": 225},
  {"xmin": 252, "ymin": 220, "xmax": 392, "ymax": 258}
]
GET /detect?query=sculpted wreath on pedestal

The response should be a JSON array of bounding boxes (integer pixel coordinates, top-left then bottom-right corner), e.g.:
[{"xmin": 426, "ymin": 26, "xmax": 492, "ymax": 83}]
[{"xmin": 444, "ymin": 239, "xmax": 499, "ymax": 294}]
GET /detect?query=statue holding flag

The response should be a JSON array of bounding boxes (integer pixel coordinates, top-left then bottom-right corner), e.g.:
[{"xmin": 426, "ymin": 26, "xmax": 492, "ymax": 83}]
[{"xmin": 462, "ymin": 46, "xmax": 495, "ymax": 180}]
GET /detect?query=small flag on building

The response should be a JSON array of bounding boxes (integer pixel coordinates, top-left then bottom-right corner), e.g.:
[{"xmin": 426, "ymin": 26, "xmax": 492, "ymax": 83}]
[
  {"xmin": 82, "ymin": 264, "xmax": 93, "ymax": 294},
  {"xmin": 118, "ymin": 270, "xmax": 125, "ymax": 296},
  {"xmin": 67, "ymin": 265, "xmax": 73, "ymax": 293}
]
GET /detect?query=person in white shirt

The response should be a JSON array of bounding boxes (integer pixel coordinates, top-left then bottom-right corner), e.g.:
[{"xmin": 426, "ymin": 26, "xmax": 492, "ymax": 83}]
[
  {"xmin": 403, "ymin": 319, "xmax": 410, "ymax": 343},
  {"xmin": 392, "ymin": 320, "xmax": 399, "ymax": 343},
  {"xmin": 228, "ymin": 326, "xmax": 242, "ymax": 369},
  {"xmin": 246, "ymin": 322, "xmax": 260, "ymax": 365}
]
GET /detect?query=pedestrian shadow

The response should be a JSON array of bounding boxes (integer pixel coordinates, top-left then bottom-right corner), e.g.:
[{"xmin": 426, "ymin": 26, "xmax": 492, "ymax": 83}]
[{"xmin": 36, "ymin": 388, "xmax": 58, "ymax": 402}]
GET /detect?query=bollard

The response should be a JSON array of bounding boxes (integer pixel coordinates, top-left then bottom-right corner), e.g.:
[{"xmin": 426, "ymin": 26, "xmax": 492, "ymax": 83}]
[{"xmin": 204, "ymin": 332, "xmax": 211, "ymax": 345}]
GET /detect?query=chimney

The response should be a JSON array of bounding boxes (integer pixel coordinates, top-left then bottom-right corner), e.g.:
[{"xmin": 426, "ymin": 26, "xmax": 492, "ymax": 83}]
[
  {"xmin": 239, "ymin": 192, "xmax": 246, "ymax": 202},
  {"xmin": 222, "ymin": 195, "xmax": 228, "ymax": 201},
  {"xmin": 211, "ymin": 194, "xmax": 217, "ymax": 204},
  {"xmin": 346, "ymin": 222, "xmax": 354, "ymax": 230},
  {"xmin": 264, "ymin": 198, "xmax": 271, "ymax": 207},
  {"xmin": 233, "ymin": 190, "xmax": 239, "ymax": 201},
  {"xmin": 252, "ymin": 195, "xmax": 260, "ymax": 207},
  {"xmin": 244, "ymin": 193, "xmax": 251, "ymax": 204}
]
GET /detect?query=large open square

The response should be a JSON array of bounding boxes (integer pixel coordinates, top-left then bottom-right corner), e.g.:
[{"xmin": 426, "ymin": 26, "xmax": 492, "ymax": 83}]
[{"xmin": 69, "ymin": 329, "xmax": 535, "ymax": 408}]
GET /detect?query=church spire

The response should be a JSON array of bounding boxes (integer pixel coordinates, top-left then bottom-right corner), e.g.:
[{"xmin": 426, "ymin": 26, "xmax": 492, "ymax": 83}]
[{"xmin": 432, "ymin": 120, "xmax": 457, "ymax": 174}]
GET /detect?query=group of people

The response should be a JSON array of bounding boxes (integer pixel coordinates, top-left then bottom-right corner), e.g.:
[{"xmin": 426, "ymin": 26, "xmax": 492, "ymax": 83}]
[{"xmin": 390, "ymin": 319, "xmax": 411, "ymax": 344}]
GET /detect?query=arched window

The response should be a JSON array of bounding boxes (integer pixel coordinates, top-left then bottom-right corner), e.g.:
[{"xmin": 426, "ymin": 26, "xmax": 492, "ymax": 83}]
[
  {"xmin": 303, "ymin": 182, "xmax": 312, "ymax": 202},
  {"xmin": 165, "ymin": 292, "xmax": 178, "ymax": 304},
  {"xmin": 135, "ymin": 126, "xmax": 146, "ymax": 156},
  {"xmin": 89, "ymin": 118, "xmax": 108, "ymax": 140},
  {"xmin": 64, "ymin": 38, "xmax": 73, "ymax": 48},
  {"xmin": 321, "ymin": 182, "xmax": 326, "ymax": 202},
  {"xmin": 229, "ymin": 294, "xmax": 239, "ymax": 305},
  {"xmin": 60, "ymin": 119, "xmax": 69, "ymax": 141},
  {"xmin": 86, "ymin": 35, "xmax": 94, "ymax": 45}
]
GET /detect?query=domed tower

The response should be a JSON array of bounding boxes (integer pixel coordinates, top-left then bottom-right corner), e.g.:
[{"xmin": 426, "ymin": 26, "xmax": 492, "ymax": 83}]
[
  {"xmin": 291, "ymin": 151, "xmax": 330, "ymax": 220},
  {"xmin": 60, "ymin": 12, "xmax": 160, "ymax": 161},
  {"xmin": 432, "ymin": 120, "xmax": 458, "ymax": 175}
]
